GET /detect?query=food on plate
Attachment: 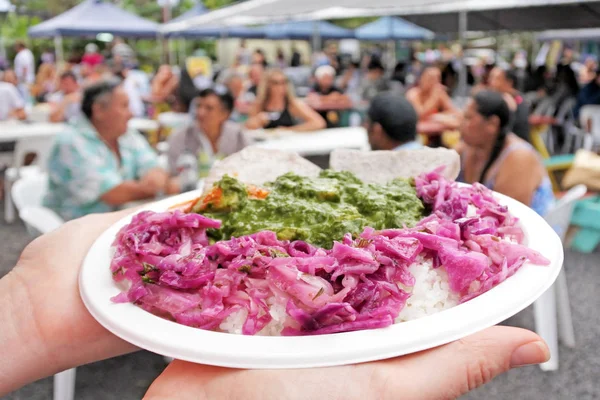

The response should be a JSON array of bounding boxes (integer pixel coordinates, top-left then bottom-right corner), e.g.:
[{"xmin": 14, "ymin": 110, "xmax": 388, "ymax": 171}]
[
  {"xmin": 193, "ymin": 171, "xmax": 424, "ymax": 248},
  {"xmin": 203, "ymin": 147, "xmax": 320, "ymax": 191},
  {"xmin": 110, "ymin": 148, "xmax": 550, "ymax": 336},
  {"xmin": 330, "ymin": 148, "xmax": 461, "ymax": 184}
]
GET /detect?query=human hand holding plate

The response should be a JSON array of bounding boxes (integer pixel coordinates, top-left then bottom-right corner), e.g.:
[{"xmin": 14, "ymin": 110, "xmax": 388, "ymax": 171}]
[
  {"xmin": 0, "ymin": 211, "xmax": 138, "ymax": 395},
  {"xmin": 144, "ymin": 327, "xmax": 548, "ymax": 399}
]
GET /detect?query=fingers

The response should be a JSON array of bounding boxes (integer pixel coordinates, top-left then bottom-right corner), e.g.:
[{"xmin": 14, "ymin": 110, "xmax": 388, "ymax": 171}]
[
  {"xmin": 144, "ymin": 363, "xmax": 229, "ymax": 400},
  {"xmin": 376, "ymin": 326, "xmax": 549, "ymax": 399}
]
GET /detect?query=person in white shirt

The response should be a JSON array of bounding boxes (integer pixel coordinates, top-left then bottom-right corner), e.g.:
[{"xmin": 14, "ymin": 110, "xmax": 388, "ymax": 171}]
[
  {"xmin": 48, "ymin": 71, "xmax": 82, "ymax": 123},
  {"xmin": 0, "ymin": 72, "xmax": 26, "ymax": 121},
  {"xmin": 116, "ymin": 68, "xmax": 145, "ymax": 118},
  {"xmin": 0, "ymin": 82, "xmax": 26, "ymax": 121},
  {"xmin": 13, "ymin": 41, "xmax": 35, "ymax": 95}
]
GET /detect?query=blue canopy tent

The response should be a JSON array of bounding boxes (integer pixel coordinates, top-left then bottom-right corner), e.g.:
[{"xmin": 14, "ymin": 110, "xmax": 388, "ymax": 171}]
[
  {"xmin": 27, "ymin": 0, "xmax": 159, "ymax": 38},
  {"xmin": 263, "ymin": 21, "xmax": 354, "ymax": 40},
  {"xmin": 355, "ymin": 16, "xmax": 434, "ymax": 41},
  {"xmin": 165, "ymin": 3, "xmax": 266, "ymax": 39}
]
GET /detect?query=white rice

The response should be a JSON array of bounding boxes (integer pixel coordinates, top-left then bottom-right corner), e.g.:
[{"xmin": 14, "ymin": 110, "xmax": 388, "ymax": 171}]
[
  {"xmin": 396, "ymin": 257, "xmax": 459, "ymax": 322},
  {"xmin": 218, "ymin": 299, "xmax": 288, "ymax": 335},
  {"xmin": 218, "ymin": 257, "xmax": 458, "ymax": 335}
]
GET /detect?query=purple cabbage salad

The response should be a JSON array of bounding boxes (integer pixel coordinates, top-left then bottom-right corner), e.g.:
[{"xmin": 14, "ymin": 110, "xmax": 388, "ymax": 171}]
[{"xmin": 110, "ymin": 170, "xmax": 550, "ymax": 335}]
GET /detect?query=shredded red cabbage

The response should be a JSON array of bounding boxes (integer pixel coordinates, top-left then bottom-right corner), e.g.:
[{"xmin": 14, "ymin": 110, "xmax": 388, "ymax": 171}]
[{"xmin": 110, "ymin": 171, "xmax": 550, "ymax": 336}]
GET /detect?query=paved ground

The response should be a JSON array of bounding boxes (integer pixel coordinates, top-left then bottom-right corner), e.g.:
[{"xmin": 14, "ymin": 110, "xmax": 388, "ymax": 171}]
[{"xmin": 1, "ymin": 204, "xmax": 598, "ymax": 400}]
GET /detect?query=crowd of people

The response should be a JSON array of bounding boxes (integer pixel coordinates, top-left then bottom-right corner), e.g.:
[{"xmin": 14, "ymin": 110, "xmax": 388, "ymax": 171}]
[{"xmin": 2, "ymin": 40, "xmax": 593, "ymax": 224}]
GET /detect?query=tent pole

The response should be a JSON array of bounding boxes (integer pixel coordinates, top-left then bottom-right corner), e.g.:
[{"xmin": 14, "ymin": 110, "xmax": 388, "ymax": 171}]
[
  {"xmin": 158, "ymin": 33, "xmax": 166, "ymax": 65},
  {"xmin": 54, "ymin": 35, "xmax": 64, "ymax": 66},
  {"xmin": 179, "ymin": 38, "xmax": 186, "ymax": 67},
  {"xmin": 458, "ymin": 10, "xmax": 468, "ymax": 97},
  {"xmin": 312, "ymin": 21, "xmax": 321, "ymax": 55},
  {"xmin": 168, "ymin": 37, "xmax": 176, "ymax": 66}
]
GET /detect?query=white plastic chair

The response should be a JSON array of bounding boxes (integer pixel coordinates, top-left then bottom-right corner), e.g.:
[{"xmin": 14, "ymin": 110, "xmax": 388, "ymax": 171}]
[
  {"xmin": 579, "ymin": 105, "xmax": 600, "ymax": 151},
  {"xmin": 4, "ymin": 135, "xmax": 55, "ymax": 223},
  {"xmin": 535, "ymin": 184, "xmax": 586, "ymax": 371},
  {"xmin": 11, "ymin": 174, "xmax": 71, "ymax": 400}
]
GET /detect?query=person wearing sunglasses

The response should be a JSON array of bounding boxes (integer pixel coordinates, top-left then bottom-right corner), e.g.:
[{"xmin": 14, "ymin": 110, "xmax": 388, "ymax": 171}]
[
  {"xmin": 245, "ymin": 68, "xmax": 325, "ymax": 131},
  {"xmin": 44, "ymin": 78, "xmax": 179, "ymax": 221}
]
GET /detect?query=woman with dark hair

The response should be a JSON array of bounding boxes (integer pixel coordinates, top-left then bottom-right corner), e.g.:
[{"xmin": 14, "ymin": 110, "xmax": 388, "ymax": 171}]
[{"xmin": 457, "ymin": 90, "xmax": 554, "ymax": 216}]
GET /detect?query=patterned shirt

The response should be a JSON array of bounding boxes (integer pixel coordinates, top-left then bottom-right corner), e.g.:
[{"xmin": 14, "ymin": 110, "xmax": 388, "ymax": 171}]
[{"xmin": 44, "ymin": 116, "xmax": 159, "ymax": 220}]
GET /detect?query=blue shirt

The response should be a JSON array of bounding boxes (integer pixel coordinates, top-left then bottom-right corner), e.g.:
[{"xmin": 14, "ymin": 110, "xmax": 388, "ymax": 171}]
[
  {"xmin": 394, "ymin": 140, "xmax": 423, "ymax": 151},
  {"xmin": 44, "ymin": 116, "xmax": 159, "ymax": 221}
]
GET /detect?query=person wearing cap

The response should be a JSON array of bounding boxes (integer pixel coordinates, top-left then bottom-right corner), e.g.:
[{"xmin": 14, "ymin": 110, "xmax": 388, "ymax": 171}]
[
  {"xmin": 308, "ymin": 65, "xmax": 351, "ymax": 128},
  {"xmin": 167, "ymin": 88, "xmax": 248, "ymax": 190},
  {"xmin": 366, "ymin": 92, "xmax": 423, "ymax": 151}
]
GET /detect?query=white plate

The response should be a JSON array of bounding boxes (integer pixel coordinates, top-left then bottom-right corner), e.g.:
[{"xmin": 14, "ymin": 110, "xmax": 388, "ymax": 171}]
[{"xmin": 80, "ymin": 189, "xmax": 563, "ymax": 369}]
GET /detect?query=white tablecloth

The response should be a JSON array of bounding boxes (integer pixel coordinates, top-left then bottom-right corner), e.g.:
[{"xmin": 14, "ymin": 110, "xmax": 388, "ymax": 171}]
[
  {"xmin": 250, "ymin": 127, "xmax": 369, "ymax": 156},
  {"xmin": 0, "ymin": 122, "xmax": 68, "ymax": 143}
]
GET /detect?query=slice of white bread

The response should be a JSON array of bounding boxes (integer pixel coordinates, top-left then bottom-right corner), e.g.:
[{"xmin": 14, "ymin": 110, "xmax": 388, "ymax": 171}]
[
  {"xmin": 330, "ymin": 148, "xmax": 460, "ymax": 184},
  {"xmin": 203, "ymin": 147, "xmax": 321, "ymax": 192}
]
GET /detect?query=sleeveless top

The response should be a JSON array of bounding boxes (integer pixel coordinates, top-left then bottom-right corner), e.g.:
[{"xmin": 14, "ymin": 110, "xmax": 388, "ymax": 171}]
[
  {"xmin": 458, "ymin": 142, "xmax": 555, "ymax": 216},
  {"xmin": 264, "ymin": 99, "xmax": 295, "ymax": 129}
]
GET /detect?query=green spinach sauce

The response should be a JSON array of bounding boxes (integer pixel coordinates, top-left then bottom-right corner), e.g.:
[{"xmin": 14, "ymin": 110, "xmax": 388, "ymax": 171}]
[{"xmin": 196, "ymin": 170, "xmax": 425, "ymax": 249}]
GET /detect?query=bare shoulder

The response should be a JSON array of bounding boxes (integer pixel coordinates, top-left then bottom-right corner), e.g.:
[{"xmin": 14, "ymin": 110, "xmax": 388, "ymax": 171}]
[
  {"xmin": 406, "ymin": 87, "xmax": 419, "ymax": 99},
  {"xmin": 502, "ymin": 140, "xmax": 540, "ymax": 174}
]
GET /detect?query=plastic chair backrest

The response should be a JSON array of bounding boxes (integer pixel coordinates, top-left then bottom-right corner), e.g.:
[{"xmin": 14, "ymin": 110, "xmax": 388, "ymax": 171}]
[
  {"xmin": 556, "ymin": 97, "xmax": 576, "ymax": 123},
  {"xmin": 20, "ymin": 206, "xmax": 64, "ymax": 235},
  {"xmin": 533, "ymin": 97, "xmax": 557, "ymax": 117},
  {"xmin": 11, "ymin": 172, "xmax": 48, "ymax": 212},
  {"xmin": 544, "ymin": 184, "xmax": 587, "ymax": 242},
  {"xmin": 579, "ymin": 105, "xmax": 600, "ymax": 139},
  {"xmin": 12, "ymin": 135, "xmax": 56, "ymax": 172}
]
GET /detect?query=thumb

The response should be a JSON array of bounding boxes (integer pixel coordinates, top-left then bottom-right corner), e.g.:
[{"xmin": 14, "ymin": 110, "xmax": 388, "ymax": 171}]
[{"xmin": 381, "ymin": 326, "xmax": 550, "ymax": 399}]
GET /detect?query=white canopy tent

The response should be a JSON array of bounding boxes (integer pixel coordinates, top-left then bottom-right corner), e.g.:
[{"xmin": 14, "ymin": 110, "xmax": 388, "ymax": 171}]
[
  {"xmin": 537, "ymin": 28, "xmax": 600, "ymax": 42},
  {"xmin": 161, "ymin": 0, "xmax": 600, "ymax": 95},
  {"xmin": 161, "ymin": 0, "xmax": 600, "ymax": 33}
]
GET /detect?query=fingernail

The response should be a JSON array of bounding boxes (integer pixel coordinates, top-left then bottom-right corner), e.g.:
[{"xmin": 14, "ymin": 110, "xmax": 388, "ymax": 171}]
[{"xmin": 510, "ymin": 341, "xmax": 551, "ymax": 368}]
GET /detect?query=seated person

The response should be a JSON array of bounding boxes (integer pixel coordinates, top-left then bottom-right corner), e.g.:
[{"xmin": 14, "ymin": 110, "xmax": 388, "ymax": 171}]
[
  {"xmin": 167, "ymin": 88, "xmax": 248, "ymax": 189},
  {"xmin": 488, "ymin": 67, "xmax": 530, "ymax": 142},
  {"xmin": 44, "ymin": 79, "xmax": 178, "ymax": 221},
  {"xmin": 337, "ymin": 61, "xmax": 361, "ymax": 95},
  {"xmin": 2, "ymin": 69, "xmax": 18, "ymax": 87},
  {"xmin": 222, "ymin": 72, "xmax": 245, "ymax": 100},
  {"xmin": 406, "ymin": 66, "xmax": 461, "ymax": 130},
  {"xmin": 574, "ymin": 67, "xmax": 600, "ymax": 119},
  {"xmin": 308, "ymin": 65, "xmax": 352, "ymax": 128},
  {"xmin": 245, "ymin": 68, "xmax": 325, "ymax": 131},
  {"xmin": 30, "ymin": 63, "xmax": 56, "ymax": 103},
  {"xmin": 360, "ymin": 59, "xmax": 392, "ymax": 102},
  {"xmin": 366, "ymin": 92, "xmax": 423, "ymax": 151},
  {"xmin": 0, "ymin": 71, "xmax": 26, "ymax": 121},
  {"xmin": 48, "ymin": 71, "xmax": 81, "ymax": 123},
  {"xmin": 244, "ymin": 62, "xmax": 264, "ymax": 100},
  {"xmin": 457, "ymin": 90, "xmax": 553, "ymax": 216}
]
